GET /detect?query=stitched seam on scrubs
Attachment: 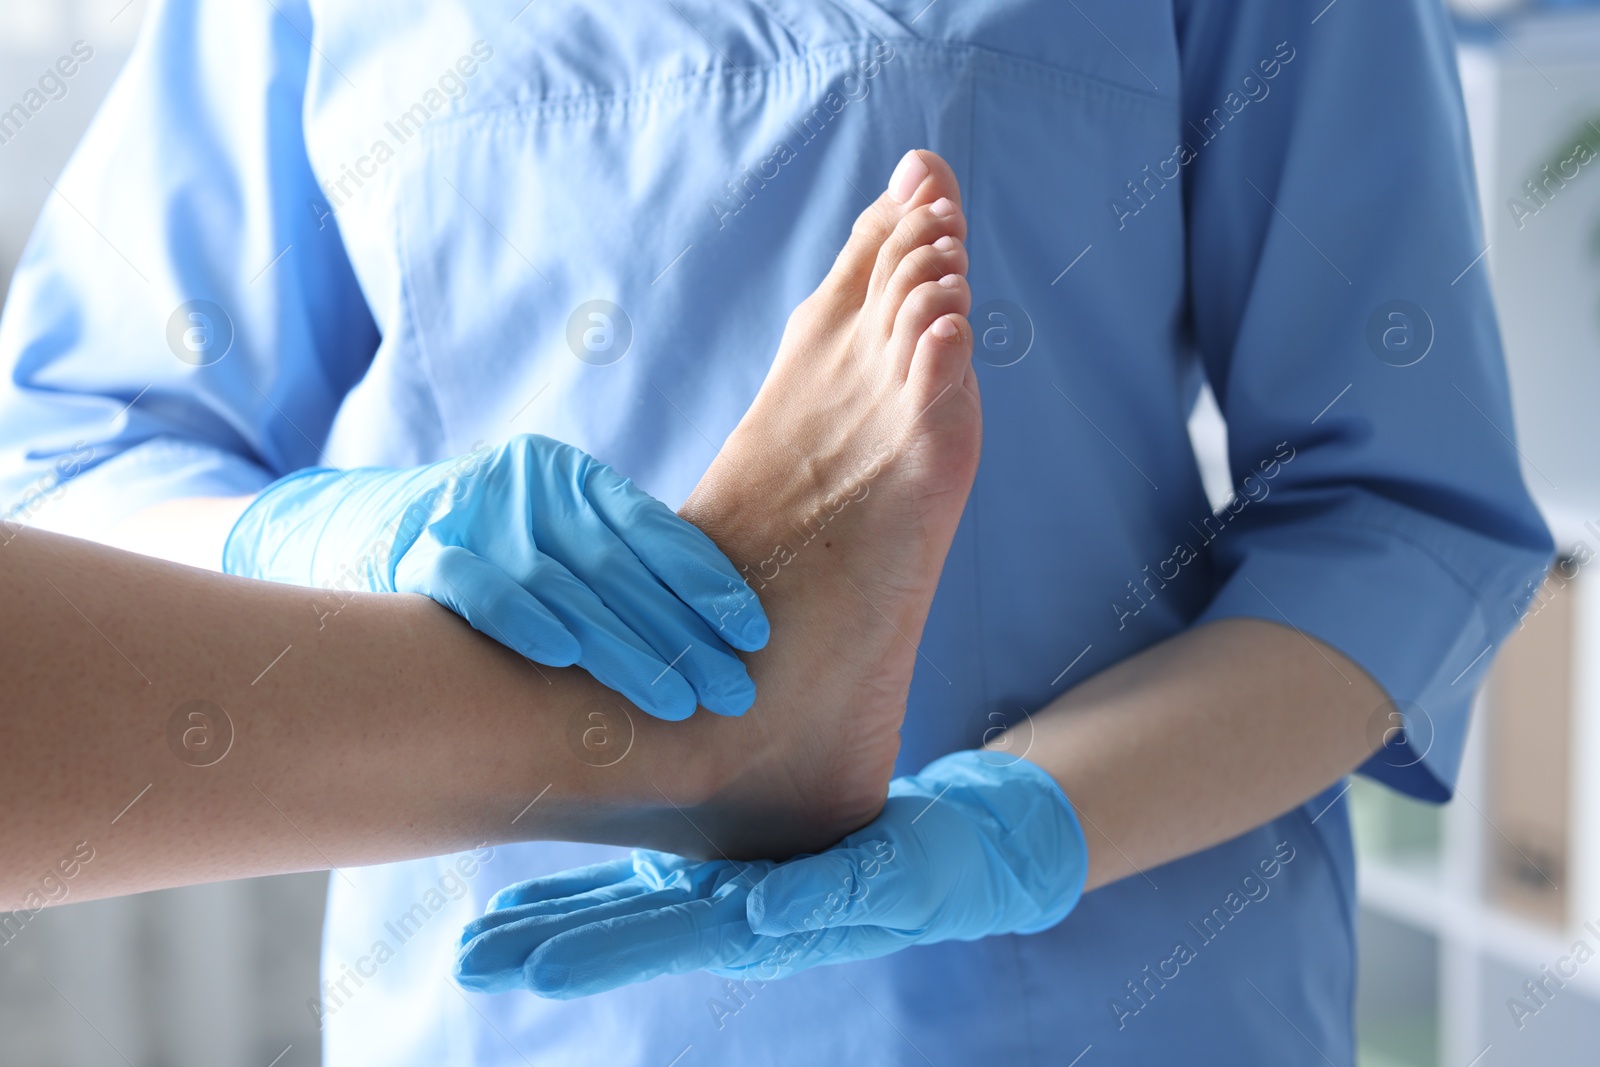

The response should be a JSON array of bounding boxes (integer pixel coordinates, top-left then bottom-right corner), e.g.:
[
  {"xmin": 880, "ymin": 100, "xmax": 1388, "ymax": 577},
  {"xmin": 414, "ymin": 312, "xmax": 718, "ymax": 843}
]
[
  {"xmin": 1293, "ymin": 803, "xmax": 1358, "ymax": 1035},
  {"xmin": 417, "ymin": 39, "xmax": 1170, "ymax": 141},
  {"xmin": 964, "ymin": 41, "xmax": 1170, "ymax": 110},
  {"xmin": 961, "ymin": 58, "xmax": 998, "ymax": 818},
  {"xmin": 821, "ymin": 0, "xmax": 919, "ymax": 39},
  {"xmin": 391, "ymin": 199, "xmax": 455, "ymax": 449},
  {"xmin": 55, "ymin": 434, "xmax": 244, "ymax": 473},
  {"xmin": 1003, "ymin": 933, "xmax": 1043, "ymax": 1067},
  {"xmin": 748, "ymin": 0, "xmax": 810, "ymax": 49}
]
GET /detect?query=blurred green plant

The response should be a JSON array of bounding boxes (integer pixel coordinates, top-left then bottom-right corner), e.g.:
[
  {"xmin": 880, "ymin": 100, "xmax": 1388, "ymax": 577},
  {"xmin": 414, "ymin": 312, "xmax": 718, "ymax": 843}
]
[{"xmin": 1528, "ymin": 114, "xmax": 1600, "ymax": 327}]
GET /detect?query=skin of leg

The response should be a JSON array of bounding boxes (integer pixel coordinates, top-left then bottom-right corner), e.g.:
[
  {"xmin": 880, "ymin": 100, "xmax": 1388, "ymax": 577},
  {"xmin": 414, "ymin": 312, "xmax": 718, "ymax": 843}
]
[
  {"xmin": 0, "ymin": 526, "xmax": 739, "ymax": 905},
  {"xmin": 1, "ymin": 151, "xmax": 982, "ymax": 901}
]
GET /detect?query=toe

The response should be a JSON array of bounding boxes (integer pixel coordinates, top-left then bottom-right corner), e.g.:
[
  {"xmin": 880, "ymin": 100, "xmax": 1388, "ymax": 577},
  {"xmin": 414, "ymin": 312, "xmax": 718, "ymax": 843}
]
[
  {"xmin": 895, "ymin": 149, "xmax": 963, "ymax": 210},
  {"xmin": 871, "ymin": 204, "xmax": 968, "ymax": 330},
  {"xmin": 822, "ymin": 150, "xmax": 964, "ymax": 299},
  {"xmin": 890, "ymin": 274, "xmax": 971, "ymax": 378},
  {"xmin": 907, "ymin": 313, "xmax": 976, "ymax": 414}
]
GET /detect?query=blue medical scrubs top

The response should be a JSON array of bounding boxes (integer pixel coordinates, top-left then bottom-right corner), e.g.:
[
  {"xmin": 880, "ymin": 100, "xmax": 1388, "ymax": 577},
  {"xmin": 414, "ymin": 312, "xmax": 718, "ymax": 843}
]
[{"xmin": 0, "ymin": 0, "xmax": 1552, "ymax": 1062}]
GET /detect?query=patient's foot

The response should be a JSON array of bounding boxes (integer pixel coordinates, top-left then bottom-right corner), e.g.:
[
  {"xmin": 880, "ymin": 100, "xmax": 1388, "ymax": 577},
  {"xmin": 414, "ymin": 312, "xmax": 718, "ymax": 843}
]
[{"xmin": 679, "ymin": 150, "xmax": 980, "ymax": 857}]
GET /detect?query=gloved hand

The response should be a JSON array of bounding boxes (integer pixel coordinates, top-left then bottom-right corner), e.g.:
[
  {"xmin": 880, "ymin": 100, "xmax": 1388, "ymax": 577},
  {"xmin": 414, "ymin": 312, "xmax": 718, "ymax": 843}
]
[
  {"xmin": 223, "ymin": 434, "xmax": 768, "ymax": 720},
  {"xmin": 453, "ymin": 750, "xmax": 1088, "ymax": 997}
]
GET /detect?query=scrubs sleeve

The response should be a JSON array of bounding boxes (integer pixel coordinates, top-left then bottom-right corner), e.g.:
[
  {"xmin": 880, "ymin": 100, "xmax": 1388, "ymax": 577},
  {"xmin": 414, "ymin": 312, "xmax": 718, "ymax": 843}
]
[
  {"xmin": 1174, "ymin": 0, "xmax": 1554, "ymax": 799},
  {"xmin": 0, "ymin": 0, "xmax": 379, "ymax": 540}
]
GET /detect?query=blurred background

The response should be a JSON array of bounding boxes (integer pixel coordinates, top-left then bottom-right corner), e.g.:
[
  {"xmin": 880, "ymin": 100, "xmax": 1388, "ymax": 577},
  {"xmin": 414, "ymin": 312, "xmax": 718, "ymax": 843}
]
[{"xmin": 3, "ymin": 0, "xmax": 1600, "ymax": 1063}]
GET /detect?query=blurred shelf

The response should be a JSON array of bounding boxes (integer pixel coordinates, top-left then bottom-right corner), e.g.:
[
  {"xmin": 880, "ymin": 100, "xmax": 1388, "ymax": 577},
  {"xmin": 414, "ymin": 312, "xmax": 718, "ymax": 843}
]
[{"xmin": 1358, "ymin": 855, "xmax": 1600, "ymax": 1003}]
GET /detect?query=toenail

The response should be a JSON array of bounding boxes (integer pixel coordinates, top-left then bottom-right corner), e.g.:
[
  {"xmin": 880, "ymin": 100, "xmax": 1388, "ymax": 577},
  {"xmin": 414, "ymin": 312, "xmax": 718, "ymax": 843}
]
[
  {"xmin": 931, "ymin": 315, "xmax": 960, "ymax": 339},
  {"xmin": 934, "ymin": 235, "xmax": 957, "ymax": 252},
  {"xmin": 888, "ymin": 151, "xmax": 929, "ymax": 203},
  {"xmin": 939, "ymin": 273, "xmax": 962, "ymax": 289},
  {"xmin": 929, "ymin": 197, "xmax": 956, "ymax": 218}
]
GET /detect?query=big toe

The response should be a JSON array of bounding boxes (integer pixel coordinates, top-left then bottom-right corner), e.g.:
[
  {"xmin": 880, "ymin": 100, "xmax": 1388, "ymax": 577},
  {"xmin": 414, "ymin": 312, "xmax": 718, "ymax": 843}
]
[{"xmin": 824, "ymin": 149, "xmax": 963, "ymax": 298}]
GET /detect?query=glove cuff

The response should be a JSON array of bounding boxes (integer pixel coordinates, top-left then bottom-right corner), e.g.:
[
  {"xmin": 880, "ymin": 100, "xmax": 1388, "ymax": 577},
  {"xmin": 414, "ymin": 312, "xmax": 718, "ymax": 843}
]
[
  {"xmin": 221, "ymin": 466, "xmax": 344, "ymax": 581},
  {"xmin": 1004, "ymin": 754, "xmax": 1088, "ymax": 933},
  {"xmin": 912, "ymin": 749, "xmax": 1089, "ymax": 935}
]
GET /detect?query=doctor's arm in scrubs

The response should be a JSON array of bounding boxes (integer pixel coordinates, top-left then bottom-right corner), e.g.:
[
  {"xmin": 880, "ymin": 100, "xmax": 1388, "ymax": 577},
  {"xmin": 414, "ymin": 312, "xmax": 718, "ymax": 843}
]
[
  {"xmin": 454, "ymin": 0, "xmax": 1555, "ymax": 994},
  {"xmin": 0, "ymin": 0, "xmax": 765, "ymax": 724}
]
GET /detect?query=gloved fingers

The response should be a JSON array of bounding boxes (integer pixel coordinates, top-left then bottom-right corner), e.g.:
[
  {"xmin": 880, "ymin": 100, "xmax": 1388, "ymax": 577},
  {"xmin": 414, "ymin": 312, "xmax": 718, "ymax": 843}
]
[
  {"xmin": 523, "ymin": 894, "xmax": 913, "ymax": 995},
  {"xmin": 454, "ymin": 885, "xmax": 702, "ymax": 995},
  {"xmin": 398, "ymin": 543, "xmax": 581, "ymax": 667},
  {"xmin": 747, "ymin": 840, "xmax": 921, "ymax": 936},
  {"xmin": 457, "ymin": 866, "xmax": 914, "ymax": 997},
  {"xmin": 614, "ymin": 623, "xmax": 753, "ymax": 718},
  {"xmin": 517, "ymin": 888, "xmax": 770, "ymax": 998},
  {"xmin": 582, "ymin": 462, "xmax": 770, "ymax": 651},
  {"xmin": 460, "ymin": 853, "xmax": 750, "ymax": 959},
  {"xmin": 461, "ymin": 877, "xmax": 661, "ymax": 946},
  {"xmin": 475, "ymin": 851, "xmax": 736, "ymax": 919},
  {"xmin": 481, "ymin": 857, "xmax": 643, "ymax": 912},
  {"xmin": 537, "ymin": 531, "xmax": 756, "ymax": 716},
  {"xmin": 614, "ymin": 613, "xmax": 757, "ymax": 718},
  {"xmin": 460, "ymin": 852, "xmax": 724, "ymax": 955},
  {"xmin": 521, "ymin": 555, "xmax": 700, "ymax": 720},
  {"xmin": 530, "ymin": 475, "xmax": 758, "ymax": 715}
]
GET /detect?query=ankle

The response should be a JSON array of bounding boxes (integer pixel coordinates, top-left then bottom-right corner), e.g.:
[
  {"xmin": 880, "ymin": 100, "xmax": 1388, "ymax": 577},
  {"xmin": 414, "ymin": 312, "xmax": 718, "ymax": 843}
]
[{"xmin": 680, "ymin": 446, "xmax": 818, "ymax": 572}]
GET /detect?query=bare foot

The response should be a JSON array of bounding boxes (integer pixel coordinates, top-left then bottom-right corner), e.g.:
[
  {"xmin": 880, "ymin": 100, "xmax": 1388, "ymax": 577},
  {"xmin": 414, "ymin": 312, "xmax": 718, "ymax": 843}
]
[{"xmin": 679, "ymin": 150, "xmax": 981, "ymax": 857}]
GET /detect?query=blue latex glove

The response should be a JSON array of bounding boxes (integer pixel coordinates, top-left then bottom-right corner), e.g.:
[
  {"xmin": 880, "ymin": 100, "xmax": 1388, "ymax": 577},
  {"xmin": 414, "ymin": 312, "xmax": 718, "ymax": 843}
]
[
  {"xmin": 223, "ymin": 434, "xmax": 767, "ymax": 720},
  {"xmin": 453, "ymin": 751, "xmax": 1088, "ymax": 996}
]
